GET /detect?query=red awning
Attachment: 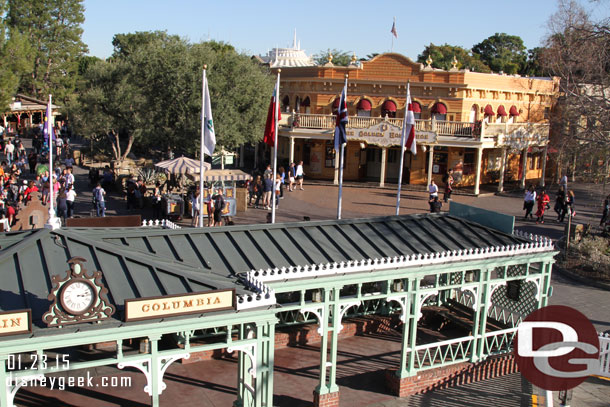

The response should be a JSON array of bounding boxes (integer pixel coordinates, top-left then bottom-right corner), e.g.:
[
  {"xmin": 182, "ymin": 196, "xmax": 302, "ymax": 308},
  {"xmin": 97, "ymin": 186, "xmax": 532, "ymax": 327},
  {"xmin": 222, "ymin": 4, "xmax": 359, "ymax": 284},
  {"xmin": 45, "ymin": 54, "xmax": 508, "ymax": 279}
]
[
  {"xmin": 431, "ymin": 102, "xmax": 447, "ymax": 114},
  {"xmin": 332, "ymin": 98, "xmax": 340, "ymax": 108},
  {"xmin": 382, "ymin": 100, "xmax": 397, "ymax": 112},
  {"xmin": 357, "ymin": 99, "xmax": 372, "ymax": 111},
  {"xmin": 497, "ymin": 105, "xmax": 507, "ymax": 116},
  {"xmin": 484, "ymin": 105, "xmax": 494, "ymax": 116},
  {"xmin": 411, "ymin": 102, "xmax": 421, "ymax": 113},
  {"xmin": 509, "ymin": 106, "xmax": 519, "ymax": 116}
]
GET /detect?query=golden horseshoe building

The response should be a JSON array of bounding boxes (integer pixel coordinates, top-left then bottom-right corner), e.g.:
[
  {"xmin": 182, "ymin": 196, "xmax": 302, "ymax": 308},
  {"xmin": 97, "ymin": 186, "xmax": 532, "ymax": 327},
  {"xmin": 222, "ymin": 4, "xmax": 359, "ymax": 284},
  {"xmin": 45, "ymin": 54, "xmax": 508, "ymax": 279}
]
[{"xmin": 266, "ymin": 45, "xmax": 558, "ymax": 193}]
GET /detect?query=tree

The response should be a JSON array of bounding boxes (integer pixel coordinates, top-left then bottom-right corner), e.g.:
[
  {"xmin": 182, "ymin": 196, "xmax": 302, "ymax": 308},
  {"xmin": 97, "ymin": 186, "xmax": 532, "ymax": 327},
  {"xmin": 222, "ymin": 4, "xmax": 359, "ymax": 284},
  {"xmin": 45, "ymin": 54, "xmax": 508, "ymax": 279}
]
[
  {"xmin": 540, "ymin": 0, "xmax": 610, "ymax": 179},
  {"xmin": 7, "ymin": 0, "xmax": 87, "ymax": 103},
  {"xmin": 417, "ymin": 43, "xmax": 491, "ymax": 72},
  {"xmin": 472, "ymin": 33, "xmax": 527, "ymax": 74},
  {"xmin": 313, "ymin": 49, "xmax": 352, "ymax": 66},
  {"xmin": 522, "ymin": 47, "xmax": 546, "ymax": 77},
  {"xmin": 69, "ymin": 33, "xmax": 273, "ymax": 162},
  {"xmin": 0, "ymin": 0, "xmax": 31, "ymax": 109}
]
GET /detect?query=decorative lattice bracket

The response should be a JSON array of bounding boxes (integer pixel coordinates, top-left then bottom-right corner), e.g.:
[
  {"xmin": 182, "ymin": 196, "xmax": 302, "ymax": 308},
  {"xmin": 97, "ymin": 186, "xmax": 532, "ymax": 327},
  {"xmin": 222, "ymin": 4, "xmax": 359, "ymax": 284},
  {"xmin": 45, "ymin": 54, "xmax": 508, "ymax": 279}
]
[
  {"xmin": 227, "ymin": 343, "xmax": 257, "ymax": 379},
  {"xmin": 338, "ymin": 301, "xmax": 361, "ymax": 332}
]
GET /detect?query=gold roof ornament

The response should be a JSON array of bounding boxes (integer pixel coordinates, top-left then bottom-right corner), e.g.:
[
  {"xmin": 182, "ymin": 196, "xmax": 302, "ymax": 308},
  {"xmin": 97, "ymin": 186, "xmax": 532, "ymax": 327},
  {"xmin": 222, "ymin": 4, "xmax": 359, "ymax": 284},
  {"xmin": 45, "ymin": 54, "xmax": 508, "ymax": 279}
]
[
  {"xmin": 451, "ymin": 55, "xmax": 458, "ymax": 70},
  {"xmin": 351, "ymin": 52, "xmax": 357, "ymax": 63},
  {"xmin": 327, "ymin": 51, "xmax": 333, "ymax": 64},
  {"xmin": 425, "ymin": 55, "xmax": 433, "ymax": 68}
]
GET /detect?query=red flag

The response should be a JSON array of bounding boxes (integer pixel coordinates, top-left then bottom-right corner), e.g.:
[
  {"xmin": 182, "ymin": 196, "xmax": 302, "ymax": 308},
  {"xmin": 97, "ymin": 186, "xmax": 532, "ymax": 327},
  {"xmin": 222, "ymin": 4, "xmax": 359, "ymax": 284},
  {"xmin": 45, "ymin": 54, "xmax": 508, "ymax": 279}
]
[
  {"xmin": 403, "ymin": 84, "xmax": 416, "ymax": 155},
  {"xmin": 263, "ymin": 85, "xmax": 281, "ymax": 147}
]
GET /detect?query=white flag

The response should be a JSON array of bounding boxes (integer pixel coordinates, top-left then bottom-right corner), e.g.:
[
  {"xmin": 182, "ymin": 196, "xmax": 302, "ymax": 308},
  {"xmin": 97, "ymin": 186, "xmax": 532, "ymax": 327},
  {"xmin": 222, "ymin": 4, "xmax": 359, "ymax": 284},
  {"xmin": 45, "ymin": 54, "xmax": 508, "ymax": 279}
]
[{"xmin": 202, "ymin": 73, "xmax": 216, "ymax": 157}]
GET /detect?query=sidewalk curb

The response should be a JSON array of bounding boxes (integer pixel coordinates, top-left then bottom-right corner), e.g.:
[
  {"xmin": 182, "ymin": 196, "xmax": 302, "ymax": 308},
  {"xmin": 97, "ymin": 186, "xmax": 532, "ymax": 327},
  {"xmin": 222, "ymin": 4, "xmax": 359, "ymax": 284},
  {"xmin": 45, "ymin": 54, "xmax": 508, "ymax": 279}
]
[{"xmin": 553, "ymin": 264, "xmax": 610, "ymax": 291}]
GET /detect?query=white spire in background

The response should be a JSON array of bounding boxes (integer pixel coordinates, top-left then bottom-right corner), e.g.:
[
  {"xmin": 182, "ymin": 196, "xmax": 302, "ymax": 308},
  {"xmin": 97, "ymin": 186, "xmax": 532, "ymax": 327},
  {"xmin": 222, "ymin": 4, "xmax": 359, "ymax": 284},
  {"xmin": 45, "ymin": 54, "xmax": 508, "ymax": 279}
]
[{"xmin": 293, "ymin": 28, "xmax": 297, "ymax": 49}]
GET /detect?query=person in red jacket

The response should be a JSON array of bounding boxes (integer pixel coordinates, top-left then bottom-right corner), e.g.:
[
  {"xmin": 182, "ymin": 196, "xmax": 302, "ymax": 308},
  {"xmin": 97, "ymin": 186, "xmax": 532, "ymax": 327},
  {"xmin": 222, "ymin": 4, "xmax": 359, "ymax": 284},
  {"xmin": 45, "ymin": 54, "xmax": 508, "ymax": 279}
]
[{"xmin": 535, "ymin": 189, "xmax": 550, "ymax": 224}]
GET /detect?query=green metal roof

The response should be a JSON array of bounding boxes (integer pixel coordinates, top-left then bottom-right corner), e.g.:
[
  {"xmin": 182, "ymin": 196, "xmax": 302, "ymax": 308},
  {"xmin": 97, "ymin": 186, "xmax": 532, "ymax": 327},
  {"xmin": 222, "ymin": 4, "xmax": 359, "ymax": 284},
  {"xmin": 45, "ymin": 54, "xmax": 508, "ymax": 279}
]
[{"xmin": 0, "ymin": 213, "xmax": 534, "ymax": 337}]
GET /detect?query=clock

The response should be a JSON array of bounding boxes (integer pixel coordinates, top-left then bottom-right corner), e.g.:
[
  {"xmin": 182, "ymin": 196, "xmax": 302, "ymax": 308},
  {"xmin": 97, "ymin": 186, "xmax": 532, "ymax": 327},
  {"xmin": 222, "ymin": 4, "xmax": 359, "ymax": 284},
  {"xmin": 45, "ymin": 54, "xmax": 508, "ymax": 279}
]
[
  {"xmin": 60, "ymin": 280, "xmax": 95, "ymax": 315},
  {"xmin": 43, "ymin": 257, "xmax": 115, "ymax": 327}
]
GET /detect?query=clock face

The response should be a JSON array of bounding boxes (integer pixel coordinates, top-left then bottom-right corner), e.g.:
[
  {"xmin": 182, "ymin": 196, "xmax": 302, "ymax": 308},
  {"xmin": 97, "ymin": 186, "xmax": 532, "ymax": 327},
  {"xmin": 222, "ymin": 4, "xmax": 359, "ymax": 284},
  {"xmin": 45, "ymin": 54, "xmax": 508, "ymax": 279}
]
[{"xmin": 60, "ymin": 280, "xmax": 95, "ymax": 315}]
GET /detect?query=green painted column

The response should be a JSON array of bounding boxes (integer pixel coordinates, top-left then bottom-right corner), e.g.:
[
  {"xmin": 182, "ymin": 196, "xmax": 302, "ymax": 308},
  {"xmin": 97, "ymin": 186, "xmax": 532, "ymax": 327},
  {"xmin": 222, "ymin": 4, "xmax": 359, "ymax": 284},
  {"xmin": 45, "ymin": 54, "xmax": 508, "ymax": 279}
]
[
  {"xmin": 235, "ymin": 325, "xmax": 246, "ymax": 407},
  {"xmin": 316, "ymin": 288, "xmax": 331, "ymax": 394},
  {"xmin": 264, "ymin": 321, "xmax": 276, "ymax": 407},
  {"xmin": 540, "ymin": 261, "xmax": 553, "ymax": 307},
  {"xmin": 406, "ymin": 277, "xmax": 421, "ymax": 374},
  {"xmin": 474, "ymin": 268, "xmax": 492, "ymax": 361},
  {"xmin": 149, "ymin": 335, "xmax": 161, "ymax": 407},
  {"xmin": 255, "ymin": 320, "xmax": 276, "ymax": 407},
  {"xmin": 396, "ymin": 293, "xmax": 411, "ymax": 378},
  {"xmin": 327, "ymin": 288, "xmax": 340, "ymax": 393},
  {"xmin": 0, "ymin": 356, "xmax": 8, "ymax": 407}
]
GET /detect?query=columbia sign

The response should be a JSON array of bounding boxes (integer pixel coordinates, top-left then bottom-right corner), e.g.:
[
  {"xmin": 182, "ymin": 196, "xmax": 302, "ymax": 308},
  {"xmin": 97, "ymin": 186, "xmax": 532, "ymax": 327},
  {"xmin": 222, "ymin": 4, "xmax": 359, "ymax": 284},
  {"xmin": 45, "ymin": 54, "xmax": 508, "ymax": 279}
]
[{"xmin": 514, "ymin": 305, "xmax": 600, "ymax": 391}]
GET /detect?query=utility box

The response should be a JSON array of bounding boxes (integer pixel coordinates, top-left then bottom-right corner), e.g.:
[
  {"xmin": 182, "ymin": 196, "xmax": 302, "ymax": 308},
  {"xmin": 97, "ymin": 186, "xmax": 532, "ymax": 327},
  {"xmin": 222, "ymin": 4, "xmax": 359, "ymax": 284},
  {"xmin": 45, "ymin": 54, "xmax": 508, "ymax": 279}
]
[{"xmin": 235, "ymin": 188, "xmax": 247, "ymax": 212}]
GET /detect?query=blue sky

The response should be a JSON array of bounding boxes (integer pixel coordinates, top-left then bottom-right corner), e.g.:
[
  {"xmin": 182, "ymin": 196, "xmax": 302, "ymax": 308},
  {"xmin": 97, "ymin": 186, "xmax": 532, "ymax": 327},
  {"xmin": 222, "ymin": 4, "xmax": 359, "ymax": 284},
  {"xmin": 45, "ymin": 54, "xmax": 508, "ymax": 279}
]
[{"xmin": 83, "ymin": 0, "xmax": 607, "ymax": 61}]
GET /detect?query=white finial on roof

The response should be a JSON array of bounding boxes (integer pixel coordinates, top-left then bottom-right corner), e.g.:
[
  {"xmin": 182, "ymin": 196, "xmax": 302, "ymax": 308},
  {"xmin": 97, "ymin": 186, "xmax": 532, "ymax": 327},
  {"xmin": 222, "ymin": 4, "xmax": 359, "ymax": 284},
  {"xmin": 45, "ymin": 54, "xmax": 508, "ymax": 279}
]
[{"xmin": 293, "ymin": 28, "xmax": 297, "ymax": 49}]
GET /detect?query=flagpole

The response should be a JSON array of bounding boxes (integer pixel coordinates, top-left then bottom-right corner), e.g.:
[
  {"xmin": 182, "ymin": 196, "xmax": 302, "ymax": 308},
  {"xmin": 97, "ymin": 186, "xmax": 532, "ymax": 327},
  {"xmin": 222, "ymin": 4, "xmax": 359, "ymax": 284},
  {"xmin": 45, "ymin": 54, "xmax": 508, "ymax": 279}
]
[
  {"xmin": 337, "ymin": 74, "xmax": 348, "ymax": 220},
  {"xmin": 396, "ymin": 81, "xmax": 410, "ymax": 215},
  {"xmin": 199, "ymin": 66, "xmax": 206, "ymax": 228},
  {"xmin": 44, "ymin": 94, "xmax": 60, "ymax": 230},
  {"xmin": 271, "ymin": 70, "xmax": 281, "ymax": 223}
]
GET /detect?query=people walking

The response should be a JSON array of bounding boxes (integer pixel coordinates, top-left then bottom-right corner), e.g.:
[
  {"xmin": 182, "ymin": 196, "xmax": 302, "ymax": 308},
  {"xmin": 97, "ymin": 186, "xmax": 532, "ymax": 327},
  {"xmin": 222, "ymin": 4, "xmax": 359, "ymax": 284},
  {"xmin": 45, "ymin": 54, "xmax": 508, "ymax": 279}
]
[
  {"xmin": 428, "ymin": 180, "xmax": 438, "ymax": 201},
  {"xmin": 535, "ymin": 189, "xmax": 550, "ymax": 224},
  {"xmin": 443, "ymin": 169, "xmax": 453, "ymax": 203},
  {"xmin": 211, "ymin": 189, "xmax": 225, "ymax": 227},
  {"xmin": 523, "ymin": 185, "xmax": 536, "ymax": 220},
  {"xmin": 296, "ymin": 161, "xmax": 304, "ymax": 190},
  {"xmin": 191, "ymin": 190, "xmax": 201, "ymax": 227},
  {"xmin": 92, "ymin": 183, "xmax": 106, "ymax": 217},
  {"xmin": 288, "ymin": 162, "xmax": 296, "ymax": 192},
  {"xmin": 558, "ymin": 190, "xmax": 575, "ymax": 222},
  {"xmin": 66, "ymin": 184, "xmax": 76, "ymax": 218},
  {"xmin": 263, "ymin": 174, "xmax": 273, "ymax": 209}
]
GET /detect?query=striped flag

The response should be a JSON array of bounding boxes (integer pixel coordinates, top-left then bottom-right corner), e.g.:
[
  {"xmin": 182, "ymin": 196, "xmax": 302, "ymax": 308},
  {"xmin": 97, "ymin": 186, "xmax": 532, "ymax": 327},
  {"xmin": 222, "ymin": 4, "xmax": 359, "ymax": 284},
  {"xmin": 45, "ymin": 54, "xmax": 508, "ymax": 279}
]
[
  {"xmin": 391, "ymin": 17, "xmax": 398, "ymax": 38},
  {"xmin": 403, "ymin": 83, "xmax": 416, "ymax": 155},
  {"xmin": 334, "ymin": 82, "xmax": 348, "ymax": 152},
  {"xmin": 263, "ymin": 79, "xmax": 281, "ymax": 147}
]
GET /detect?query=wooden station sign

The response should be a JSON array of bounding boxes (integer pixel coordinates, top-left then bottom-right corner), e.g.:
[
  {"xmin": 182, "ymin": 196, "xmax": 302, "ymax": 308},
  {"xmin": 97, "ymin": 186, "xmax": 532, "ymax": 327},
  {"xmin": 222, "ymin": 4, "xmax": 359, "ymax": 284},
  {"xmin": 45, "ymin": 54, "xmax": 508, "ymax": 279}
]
[
  {"xmin": 124, "ymin": 289, "xmax": 235, "ymax": 322},
  {"xmin": 0, "ymin": 309, "xmax": 32, "ymax": 337}
]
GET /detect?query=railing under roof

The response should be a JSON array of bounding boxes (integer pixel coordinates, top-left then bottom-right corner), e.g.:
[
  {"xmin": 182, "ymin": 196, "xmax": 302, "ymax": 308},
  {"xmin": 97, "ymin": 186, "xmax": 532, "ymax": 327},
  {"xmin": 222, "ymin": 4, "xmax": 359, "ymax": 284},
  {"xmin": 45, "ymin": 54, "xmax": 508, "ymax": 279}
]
[{"xmin": 281, "ymin": 113, "xmax": 550, "ymax": 141}]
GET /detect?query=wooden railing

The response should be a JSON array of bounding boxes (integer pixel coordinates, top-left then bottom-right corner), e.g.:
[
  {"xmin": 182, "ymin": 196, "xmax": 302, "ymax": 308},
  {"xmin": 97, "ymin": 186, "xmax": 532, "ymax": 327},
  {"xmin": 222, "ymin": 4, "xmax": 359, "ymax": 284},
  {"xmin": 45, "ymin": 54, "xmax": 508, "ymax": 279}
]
[{"xmin": 285, "ymin": 113, "xmax": 550, "ymax": 140}]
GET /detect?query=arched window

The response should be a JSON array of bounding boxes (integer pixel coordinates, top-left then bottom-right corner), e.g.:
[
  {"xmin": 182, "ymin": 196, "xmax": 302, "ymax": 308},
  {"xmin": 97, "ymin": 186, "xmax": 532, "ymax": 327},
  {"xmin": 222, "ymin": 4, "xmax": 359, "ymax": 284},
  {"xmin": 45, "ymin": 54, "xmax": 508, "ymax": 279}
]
[
  {"xmin": 496, "ymin": 105, "xmax": 507, "ymax": 123},
  {"xmin": 282, "ymin": 95, "xmax": 290, "ymax": 112},
  {"xmin": 302, "ymin": 97, "xmax": 311, "ymax": 114},
  {"xmin": 469, "ymin": 105, "xmax": 479, "ymax": 123},
  {"xmin": 483, "ymin": 104, "xmax": 494, "ymax": 123},
  {"xmin": 431, "ymin": 102, "xmax": 447, "ymax": 121},
  {"xmin": 381, "ymin": 100, "xmax": 397, "ymax": 118},
  {"xmin": 357, "ymin": 99, "xmax": 372, "ymax": 117},
  {"xmin": 411, "ymin": 102, "xmax": 422, "ymax": 120},
  {"xmin": 509, "ymin": 106, "xmax": 519, "ymax": 123},
  {"xmin": 295, "ymin": 96, "xmax": 301, "ymax": 112}
]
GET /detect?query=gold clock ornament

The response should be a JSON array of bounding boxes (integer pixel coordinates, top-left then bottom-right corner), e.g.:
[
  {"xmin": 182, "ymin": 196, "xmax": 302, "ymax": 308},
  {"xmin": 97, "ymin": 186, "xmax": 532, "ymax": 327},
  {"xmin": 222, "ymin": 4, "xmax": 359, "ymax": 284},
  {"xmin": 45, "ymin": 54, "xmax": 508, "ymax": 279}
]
[{"xmin": 43, "ymin": 257, "xmax": 115, "ymax": 327}]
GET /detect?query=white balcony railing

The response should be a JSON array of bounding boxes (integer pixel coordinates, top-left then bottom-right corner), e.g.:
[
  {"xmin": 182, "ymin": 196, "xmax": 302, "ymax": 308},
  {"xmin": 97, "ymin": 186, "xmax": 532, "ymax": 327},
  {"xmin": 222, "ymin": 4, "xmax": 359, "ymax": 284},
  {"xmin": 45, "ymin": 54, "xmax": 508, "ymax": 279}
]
[{"xmin": 285, "ymin": 113, "xmax": 550, "ymax": 142}]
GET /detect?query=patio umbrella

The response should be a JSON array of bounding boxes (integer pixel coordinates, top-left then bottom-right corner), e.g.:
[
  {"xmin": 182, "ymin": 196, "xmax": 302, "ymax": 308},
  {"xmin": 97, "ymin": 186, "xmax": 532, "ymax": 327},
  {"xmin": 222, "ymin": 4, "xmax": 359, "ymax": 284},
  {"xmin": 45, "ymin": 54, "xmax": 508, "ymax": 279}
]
[{"xmin": 154, "ymin": 156, "xmax": 210, "ymax": 175}]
